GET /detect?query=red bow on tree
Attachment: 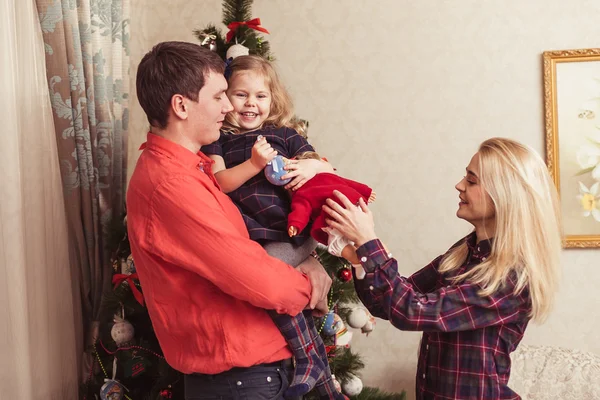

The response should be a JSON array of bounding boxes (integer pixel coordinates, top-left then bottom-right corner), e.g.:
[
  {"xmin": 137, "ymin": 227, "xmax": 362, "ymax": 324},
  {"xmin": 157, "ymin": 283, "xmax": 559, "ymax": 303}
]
[
  {"xmin": 112, "ymin": 273, "xmax": 145, "ymax": 306},
  {"xmin": 226, "ymin": 18, "xmax": 270, "ymax": 43}
]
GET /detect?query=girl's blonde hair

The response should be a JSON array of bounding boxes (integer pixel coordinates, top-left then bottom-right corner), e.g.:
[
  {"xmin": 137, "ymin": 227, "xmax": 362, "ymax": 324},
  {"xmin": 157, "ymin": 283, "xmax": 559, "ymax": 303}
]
[
  {"xmin": 223, "ymin": 55, "xmax": 307, "ymax": 136},
  {"xmin": 439, "ymin": 137, "xmax": 563, "ymax": 322}
]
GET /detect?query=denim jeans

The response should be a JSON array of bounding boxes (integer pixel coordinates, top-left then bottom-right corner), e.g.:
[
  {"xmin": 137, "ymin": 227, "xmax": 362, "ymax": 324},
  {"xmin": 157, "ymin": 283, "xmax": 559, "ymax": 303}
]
[{"xmin": 184, "ymin": 358, "xmax": 301, "ymax": 400}]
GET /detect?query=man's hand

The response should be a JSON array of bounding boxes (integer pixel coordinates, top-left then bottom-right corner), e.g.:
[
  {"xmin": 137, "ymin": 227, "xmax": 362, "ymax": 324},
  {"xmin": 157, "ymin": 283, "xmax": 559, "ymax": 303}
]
[
  {"xmin": 288, "ymin": 226, "xmax": 298, "ymax": 237},
  {"xmin": 297, "ymin": 255, "xmax": 332, "ymax": 312},
  {"xmin": 312, "ymin": 298, "xmax": 329, "ymax": 317}
]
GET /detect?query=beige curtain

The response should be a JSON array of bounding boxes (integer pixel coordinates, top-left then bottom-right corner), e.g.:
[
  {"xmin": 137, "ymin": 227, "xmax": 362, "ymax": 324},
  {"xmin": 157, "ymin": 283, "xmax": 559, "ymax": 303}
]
[
  {"xmin": 34, "ymin": 0, "xmax": 130, "ymax": 382},
  {"xmin": 0, "ymin": 0, "xmax": 78, "ymax": 399}
]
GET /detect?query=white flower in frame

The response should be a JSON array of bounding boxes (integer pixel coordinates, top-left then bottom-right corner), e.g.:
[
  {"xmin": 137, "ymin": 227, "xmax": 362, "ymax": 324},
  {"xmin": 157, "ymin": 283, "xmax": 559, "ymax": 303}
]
[
  {"xmin": 576, "ymin": 143, "xmax": 600, "ymax": 169},
  {"xmin": 577, "ymin": 181, "xmax": 600, "ymax": 221},
  {"xmin": 576, "ymin": 144, "xmax": 600, "ymax": 180}
]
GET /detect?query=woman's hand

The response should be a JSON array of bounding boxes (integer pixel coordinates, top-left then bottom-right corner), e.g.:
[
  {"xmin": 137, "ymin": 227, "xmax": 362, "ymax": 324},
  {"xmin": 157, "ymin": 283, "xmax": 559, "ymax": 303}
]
[
  {"xmin": 282, "ymin": 158, "xmax": 332, "ymax": 191},
  {"xmin": 322, "ymin": 190, "xmax": 377, "ymax": 247}
]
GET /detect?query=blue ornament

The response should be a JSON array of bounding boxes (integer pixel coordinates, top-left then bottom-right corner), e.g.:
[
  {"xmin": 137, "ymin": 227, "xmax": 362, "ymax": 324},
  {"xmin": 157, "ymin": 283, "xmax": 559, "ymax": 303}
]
[
  {"xmin": 322, "ymin": 311, "xmax": 338, "ymax": 337},
  {"xmin": 100, "ymin": 379, "xmax": 124, "ymax": 400},
  {"xmin": 264, "ymin": 155, "xmax": 291, "ymax": 186}
]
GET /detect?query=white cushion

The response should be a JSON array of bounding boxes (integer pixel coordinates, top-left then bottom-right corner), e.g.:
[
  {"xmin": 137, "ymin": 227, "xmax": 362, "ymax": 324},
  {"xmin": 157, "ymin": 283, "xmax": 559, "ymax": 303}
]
[{"xmin": 509, "ymin": 344, "xmax": 600, "ymax": 400}]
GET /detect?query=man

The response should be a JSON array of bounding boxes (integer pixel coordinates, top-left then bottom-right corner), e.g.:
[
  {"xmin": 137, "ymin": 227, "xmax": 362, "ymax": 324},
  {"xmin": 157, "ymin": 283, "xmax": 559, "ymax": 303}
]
[{"xmin": 127, "ymin": 41, "xmax": 332, "ymax": 399}]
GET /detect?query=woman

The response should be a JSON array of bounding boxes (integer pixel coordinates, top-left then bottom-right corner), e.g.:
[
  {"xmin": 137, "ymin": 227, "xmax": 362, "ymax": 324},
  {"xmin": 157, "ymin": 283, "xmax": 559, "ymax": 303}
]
[{"xmin": 322, "ymin": 138, "xmax": 562, "ymax": 399}]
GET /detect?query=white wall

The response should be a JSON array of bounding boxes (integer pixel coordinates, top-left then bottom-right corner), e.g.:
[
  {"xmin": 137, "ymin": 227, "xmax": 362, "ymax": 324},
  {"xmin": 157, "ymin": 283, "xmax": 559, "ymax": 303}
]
[{"xmin": 128, "ymin": 1, "xmax": 600, "ymax": 397}]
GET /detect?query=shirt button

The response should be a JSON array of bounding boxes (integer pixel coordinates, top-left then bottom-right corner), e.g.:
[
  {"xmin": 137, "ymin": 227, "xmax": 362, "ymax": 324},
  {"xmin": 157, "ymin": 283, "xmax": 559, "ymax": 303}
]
[
  {"xmin": 388, "ymin": 253, "xmax": 392, "ymax": 257},
  {"xmin": 482, "ymin": 257, "xmax": 487, "ymax": 261},
  {"xmin": 266, "ymin": 376, "xmax": 272, "ymax": 382},
  {"xmin": 236, "ymin": 381, "xmax": 242, "ymax": 386},
  {"xmin": 369, "ymin": 285, "xmax": 374, "ymax": 290},
  {"xmin": 422, "ymin": 373, "xmax": 426, "ymax": 379},
  {"xmin": 426, "ymin": 345, "xmax": 429, "ymax": 350},
  {"xmin": 361, "ymin": 256, "xmax": 367, "ymax": 262}
]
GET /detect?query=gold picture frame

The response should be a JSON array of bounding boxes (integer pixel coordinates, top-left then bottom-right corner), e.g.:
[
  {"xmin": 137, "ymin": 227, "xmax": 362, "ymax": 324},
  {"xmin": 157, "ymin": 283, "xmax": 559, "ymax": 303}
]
[{"xmin": 544, "ymin": 48, "xmax": 600, "ymax": 248}]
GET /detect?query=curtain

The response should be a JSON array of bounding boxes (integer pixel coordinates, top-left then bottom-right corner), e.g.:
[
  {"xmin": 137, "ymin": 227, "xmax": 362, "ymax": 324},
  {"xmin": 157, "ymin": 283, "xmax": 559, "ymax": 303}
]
[
  {"xmin": 0, "ymin": 0, "xmax": 79, "ymax": 398},
  {"xmin": 35, "ymin": 0, "xmax": 130, "ymax": 380}
]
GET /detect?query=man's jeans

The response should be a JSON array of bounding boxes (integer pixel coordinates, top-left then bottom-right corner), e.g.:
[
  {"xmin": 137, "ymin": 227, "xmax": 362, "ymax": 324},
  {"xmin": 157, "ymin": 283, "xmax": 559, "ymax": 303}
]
[{"xmin": 184, "ymin": 358, "xmax": 301, "ymax": 400}]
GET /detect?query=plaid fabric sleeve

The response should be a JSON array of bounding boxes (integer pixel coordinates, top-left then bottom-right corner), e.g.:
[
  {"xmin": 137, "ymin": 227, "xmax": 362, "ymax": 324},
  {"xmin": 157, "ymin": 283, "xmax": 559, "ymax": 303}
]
[
  {"xmin": 283, "ymin": 128, "xmax": 314, "ymax": 157},
  {"xmin": 200, "ymin": 138, "xmax": 223, "ymax": 157},
  {"xmin": 406, "ymin": 255, "xmax": 443, "ymax": 293},
  {"xmin": 353, "ymin": 239, "xmax": 528, "ymax": 332}
]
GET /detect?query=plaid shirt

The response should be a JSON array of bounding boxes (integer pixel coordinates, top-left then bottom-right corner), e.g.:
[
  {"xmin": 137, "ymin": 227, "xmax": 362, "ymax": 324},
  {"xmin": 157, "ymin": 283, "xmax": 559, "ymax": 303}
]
[
  {"xmin": 201, "ymin": 126, "xmax": 314, "ymax": 244},
  {"xmin": 354, "ymin": 234, "xmax": 531, "ymax": 400}
]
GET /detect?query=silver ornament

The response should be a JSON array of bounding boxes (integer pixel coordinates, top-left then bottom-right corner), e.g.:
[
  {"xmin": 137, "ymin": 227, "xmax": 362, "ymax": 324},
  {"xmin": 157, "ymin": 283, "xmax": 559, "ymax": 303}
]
[
  {"xmin": 342, "ymin": 373, "xmax": 363, "ymax": 396},
  {"xmin": 226, "ymin": 43, "xmax": 250, "ymax": 60},
  {"xmin": 111, "ymin": 316, "xmax": 135, "ymax": 346}
]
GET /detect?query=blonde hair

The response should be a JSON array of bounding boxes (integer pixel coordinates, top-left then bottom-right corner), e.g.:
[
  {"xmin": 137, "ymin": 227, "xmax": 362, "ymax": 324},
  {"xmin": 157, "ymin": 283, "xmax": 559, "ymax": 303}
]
[
  {"xmin": 438, "ymin": 138, "xmax": 563, "ymax": 322},
  {"xmin": 223, "ymin": 55, "xmax": 307, "ymax": 136},
  {"xmin": 295, "ymin": 151, "xmax": 321, "ymax": 160}
]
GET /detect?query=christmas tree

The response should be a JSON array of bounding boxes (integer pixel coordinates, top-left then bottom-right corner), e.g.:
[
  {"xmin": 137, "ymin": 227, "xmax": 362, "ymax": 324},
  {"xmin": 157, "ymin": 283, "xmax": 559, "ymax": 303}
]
[
  {"xmin": 81, "ymin": 215, "xmax": 184, "ymax": 400},
  {"xmin": 82, "ymin": 1, "xmax": 406, "ymax": 398}
]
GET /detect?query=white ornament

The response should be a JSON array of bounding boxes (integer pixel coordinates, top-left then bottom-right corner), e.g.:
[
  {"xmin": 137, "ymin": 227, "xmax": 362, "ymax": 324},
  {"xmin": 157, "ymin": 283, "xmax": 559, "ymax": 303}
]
[
  {"xmin": 346, "ymin": 307, "xmax": 376, "ymax": 335},
  {"xmin": 342, "ymin": 373, "xmax": 363, "ymax": 396},
  {"xmin": 347, "ymin": 308, "xmax": 369, "ymax": 329},
  {"xmin": 226, "ymin": 44, "xmax": 249, "ymax": 60},
  {"xmin": 111, "ymin": 316, "xmax": 134, "ymax": 346},
  {"xmin": 333, "ymin": 314, "xmax": 353, "ymax": 347},
  {"xmin": 361, "ymin": 320, "xmax": 374, "ymax": 334}
]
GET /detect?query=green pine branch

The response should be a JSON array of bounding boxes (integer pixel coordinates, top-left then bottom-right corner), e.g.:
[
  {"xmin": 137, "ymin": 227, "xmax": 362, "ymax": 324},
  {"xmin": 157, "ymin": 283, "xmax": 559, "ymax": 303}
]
[
  {"xmin": 222, "ymin": 0, "xmax": 254, "ymax": 26},
  {"xmin": 353, "ymin": 387, "xmax": 407, "ymax": 400},
  {"xmin": 106, "ymin": 212, "xmax": 129, "ymax": 261},
  {"xmin": 329, "ymin": 347, "xmax": 365, "ymax": 384},
  {"xmin": 316, "ymin": 246, "xmax": 360, "ymax": 305}
]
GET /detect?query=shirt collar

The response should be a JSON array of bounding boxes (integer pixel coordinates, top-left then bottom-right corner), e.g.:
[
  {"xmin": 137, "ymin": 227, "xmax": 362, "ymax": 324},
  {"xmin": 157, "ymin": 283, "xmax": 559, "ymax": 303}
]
[
  {"xmin": 466, "ymin": 232, "xmax": 493, "ymax": 259},
  {"xmin": 139, "ymin": 132, "xmax": 214, "ymax": 171}
]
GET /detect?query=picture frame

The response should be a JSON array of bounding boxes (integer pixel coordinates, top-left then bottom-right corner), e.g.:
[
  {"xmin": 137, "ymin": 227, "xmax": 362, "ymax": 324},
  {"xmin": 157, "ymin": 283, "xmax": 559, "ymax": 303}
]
[{"xmin": 544, "ymin": 48, "xmax": 600, "ymax": 247}]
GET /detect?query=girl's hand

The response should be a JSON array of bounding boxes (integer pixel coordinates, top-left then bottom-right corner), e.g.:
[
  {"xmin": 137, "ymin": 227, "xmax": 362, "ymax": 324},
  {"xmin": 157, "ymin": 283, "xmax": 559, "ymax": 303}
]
[
  {"xmin": 322, "ymin": 190, "xmax": 377, "ymax": 247},
  {"xmin": 282, "ymin": 158, "xmax": 329, "ymax": 191},
  {"xmin": 250, "ymin": 136, "xmax": 277, "ymax": 169}
]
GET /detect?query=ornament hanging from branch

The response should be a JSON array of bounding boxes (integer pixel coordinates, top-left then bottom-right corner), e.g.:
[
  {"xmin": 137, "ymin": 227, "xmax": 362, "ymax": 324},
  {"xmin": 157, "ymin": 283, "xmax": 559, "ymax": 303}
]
[
  {"xmin": 337, "ymin": 266, "xmax": 352, "ymax": 282},
  {"xmin": 198, "ymin": 32, "xmax": 218, "ymax": 52},
  {"xmin": 346, "ymin": 307, "xmax": 376, "ymax": 335},
  {"xmin": 226, "ymin": 43, "xmax": 250, "ymax": 60},
  {"xmin": 111, "ymin": 314, "xmax": 135, "ymax": 346},
  {"xmin": 342, "ymin": 373, "xmax": 364, "ymax": 396}
]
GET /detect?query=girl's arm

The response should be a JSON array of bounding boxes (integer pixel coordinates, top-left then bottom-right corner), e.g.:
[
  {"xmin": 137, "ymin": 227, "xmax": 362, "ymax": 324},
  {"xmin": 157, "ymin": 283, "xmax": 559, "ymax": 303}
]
[
  {"xmin": 282, "ymin": 158, "xmax": 336, "ymax": 191},
  {"xmin": 280, "ymin": 128, "xmax": 335, "ymax": 191},
  {"xmin": 210, "ymin": 136, "xmax": 276, "ymax": 193}
]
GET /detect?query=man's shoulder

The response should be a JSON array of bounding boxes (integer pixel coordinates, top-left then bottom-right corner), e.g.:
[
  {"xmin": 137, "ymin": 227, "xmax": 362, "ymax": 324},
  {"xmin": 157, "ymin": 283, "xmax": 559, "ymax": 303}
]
[{"xmin": 129, "ymin": 155, "xmax": 201, "ymax": 202}]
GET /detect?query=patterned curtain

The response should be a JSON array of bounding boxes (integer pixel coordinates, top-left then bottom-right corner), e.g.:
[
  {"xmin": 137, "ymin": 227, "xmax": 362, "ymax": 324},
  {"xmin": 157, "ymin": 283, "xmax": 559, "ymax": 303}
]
[{"xmin": 35, "ymin": 0, "xmax": 130, "ymax": 372}]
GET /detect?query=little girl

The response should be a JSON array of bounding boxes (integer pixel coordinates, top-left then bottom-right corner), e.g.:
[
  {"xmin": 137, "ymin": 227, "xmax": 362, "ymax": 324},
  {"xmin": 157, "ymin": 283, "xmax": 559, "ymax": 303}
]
[{"xmin": 201, "ymin": 55, "xmax": 344, "ymax": 399}]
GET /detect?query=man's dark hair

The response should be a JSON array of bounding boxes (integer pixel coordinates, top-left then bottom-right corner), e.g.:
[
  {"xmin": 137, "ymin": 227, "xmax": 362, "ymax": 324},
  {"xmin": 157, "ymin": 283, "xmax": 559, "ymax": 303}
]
[{"xmin": 136, "ymin": 41, "xmax": 225, "ymax": 129}]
